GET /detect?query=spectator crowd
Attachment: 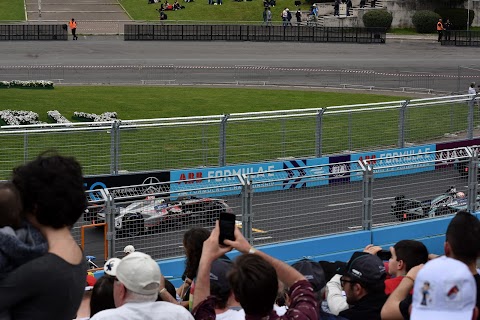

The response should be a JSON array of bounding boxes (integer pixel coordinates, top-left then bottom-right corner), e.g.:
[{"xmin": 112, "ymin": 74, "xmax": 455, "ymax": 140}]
[{"xmin": 0, "ymin": 153, "xmax": 479, "ymax": 320}]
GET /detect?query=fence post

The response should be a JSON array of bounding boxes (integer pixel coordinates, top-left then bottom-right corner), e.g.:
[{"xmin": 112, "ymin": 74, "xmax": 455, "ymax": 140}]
[
  {"xmin": 241, "ymin": 176, "xmax": 254, "ymax": 244},
  {"xmin": 348, "ymin": 111, "xmax": 352, "ymax": 151},
  {"xmin": 219, "ymin": 114, "xmax": 229, "ymax": 167},
  {"xmin": 362, "ymin": 163, "xmax": 373, "ymax": 231},
  {"xmin": 110, "ymin": 120, "xmax": 120, "ymax": 175},
  {"xmin": 23, "ymin": 132, "xmax": 28, "ymax": 163},
  {"xmin": 315, "ymin": 108, "xmax": 325, "ymax": 158},
  {"xmin": 398, "ymin": 100, "xmax": 409, "ymax": 148},
  {"xmin": 468, "ymin": 95, "xmax": 475, "ymax": 140},
  {"xmin": 468, "ymin": 150, "xmax": 479, "ymax": 213},
  {"xmin": 104, "ymin": 189, "xmax": 116, "ymax": 259}
]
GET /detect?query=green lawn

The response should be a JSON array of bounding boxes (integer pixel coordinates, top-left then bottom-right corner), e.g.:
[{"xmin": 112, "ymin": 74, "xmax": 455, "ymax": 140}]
[
  {"xmin": 0, "ymin": 86, "xmax": 412, "ymax": 178},
  {"xmin": 120, "ymin": 0, "xmax": 310, "ymax": 22},
  {"xmin": 0, "ymin": 0, "xmax": 25, "ymax": 20},
  {"xmin": 0, "ymin": 86, "xmax": 472, "ymax": 180},
  {"xmin": 0, "ymin": 86, "xmax": 406, "ymax": 122}
]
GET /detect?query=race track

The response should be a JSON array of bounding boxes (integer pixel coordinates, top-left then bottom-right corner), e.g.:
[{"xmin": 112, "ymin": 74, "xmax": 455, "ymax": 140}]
[{"xmin": 79, "ymin": 164, "xmax": 466, "ymax": 266}]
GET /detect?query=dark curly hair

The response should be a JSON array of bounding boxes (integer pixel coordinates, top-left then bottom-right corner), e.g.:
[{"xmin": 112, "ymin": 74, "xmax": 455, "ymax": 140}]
[
  {"xmin": 12, "ymin": 152, "xmax": 87, "ymax": 228},
  {"xmin": 183, "ymin": 227, "xmax": 211, "ymax": 280}
]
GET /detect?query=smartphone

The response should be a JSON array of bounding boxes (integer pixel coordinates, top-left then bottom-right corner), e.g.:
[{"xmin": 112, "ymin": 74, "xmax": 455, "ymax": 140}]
[
  {"xmin": 377, "ymin": 249, "xmax": 392, "ymax": 261},
  {"xmin": 219, "ymin": 212, "xmax": 236, "ymax": 245}
]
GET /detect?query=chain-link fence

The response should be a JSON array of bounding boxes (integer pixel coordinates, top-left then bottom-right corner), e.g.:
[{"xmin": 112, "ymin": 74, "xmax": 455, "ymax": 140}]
[
  {"xmin": 1, "ymin": 94, "xmax": 479, "ymax": 180},
  {"xmin": 0, "ymin": 65, "xmax": 464, "ymax": 94},
  {"xmin": 77, "ymin": 145, "xmax": 478, "ymax": 266}
]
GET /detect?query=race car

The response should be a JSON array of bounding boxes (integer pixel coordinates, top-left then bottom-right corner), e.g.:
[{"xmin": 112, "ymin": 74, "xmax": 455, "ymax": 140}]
[
  {"xmin": 89, "ymin": 196, "xmax": 233, "ymax": 237},
  {"xmin": 390, "ymin": 187, "xmax": 473, "ymax": 222}
]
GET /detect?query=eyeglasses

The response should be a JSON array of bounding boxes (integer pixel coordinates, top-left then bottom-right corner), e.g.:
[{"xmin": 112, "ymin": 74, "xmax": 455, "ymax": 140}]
[{"xmin": 340, "ymin": 277, "xmax": 357, "ymax": 287}]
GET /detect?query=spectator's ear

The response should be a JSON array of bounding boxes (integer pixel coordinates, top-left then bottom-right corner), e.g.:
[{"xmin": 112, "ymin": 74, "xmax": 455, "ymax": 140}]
[
  {"xmin": 444, "ymin": 241, "xmax": 452, "ymax": 257},
  {"xmin": 473, "ymin": 307, "xmax": 479, "ymax": 320}
]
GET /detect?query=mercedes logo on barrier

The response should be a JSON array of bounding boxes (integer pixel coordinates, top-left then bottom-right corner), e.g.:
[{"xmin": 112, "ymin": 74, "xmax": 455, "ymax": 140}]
[{"xmin": 143, "ymin": 177, "xmax": 161, "ymax": 194}]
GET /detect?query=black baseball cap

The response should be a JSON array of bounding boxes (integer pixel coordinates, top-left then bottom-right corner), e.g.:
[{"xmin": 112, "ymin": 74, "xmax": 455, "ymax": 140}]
[
  {"xmin": 210, "ymin": 259, "xmax": 233, "ymax": 295},
  {"xmin": 342, "ymin": 252, "xmax": 386, "ymax": 284},
  {"xmin": 292, "ymin": 259, "xmax": 326, "ymax": 292}
]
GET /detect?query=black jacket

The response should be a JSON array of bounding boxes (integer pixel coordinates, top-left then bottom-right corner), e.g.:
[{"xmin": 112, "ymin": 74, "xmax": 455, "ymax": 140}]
[{"xmin": 338, "ymin": 292, "xmax": 387, "ymax": 320}]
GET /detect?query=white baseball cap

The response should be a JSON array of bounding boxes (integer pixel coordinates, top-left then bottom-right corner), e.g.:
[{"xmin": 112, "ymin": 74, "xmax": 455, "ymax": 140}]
[
  {"xmin": 411, "ymin": 256, "xmax": 477, "ymax": 320},
  {"xmin": 104, "ymin": 257, "xmax": 121, "ymax": 277},
  {"xmin": 123, "ymin": 245, "xmax": 135, "ymax": 254},
  {"xmin": 115, "ymin": 252, "xmax": 161, "ymax": 295}
]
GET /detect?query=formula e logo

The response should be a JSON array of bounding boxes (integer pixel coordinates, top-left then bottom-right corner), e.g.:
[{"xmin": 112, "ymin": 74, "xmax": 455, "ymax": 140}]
[{"xmin": 331, "ymin": 164, "xmax": 349, "ymax": 177}]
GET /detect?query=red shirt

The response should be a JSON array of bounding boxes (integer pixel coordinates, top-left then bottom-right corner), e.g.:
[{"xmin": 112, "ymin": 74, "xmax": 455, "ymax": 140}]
[{"xmin": 385, "ymin": 276, "xmax": 404, "ymax": 295}]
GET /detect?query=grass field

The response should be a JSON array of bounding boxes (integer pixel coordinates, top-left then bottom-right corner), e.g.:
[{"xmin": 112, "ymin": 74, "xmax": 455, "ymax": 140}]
[
  {"xmin": 119, "ymin": 0, "xmax": 311, "ymax": 22},
  {"xmin": 0, "ymin": 0, "xmax": 25, "ymax": 20},
  {"xmin": 0, "ymin": 86, "xmax": 472, "ymax": 180},
  {"xmin": 0, "ymin": 86, "xmax": 407, "ymax": 122}
]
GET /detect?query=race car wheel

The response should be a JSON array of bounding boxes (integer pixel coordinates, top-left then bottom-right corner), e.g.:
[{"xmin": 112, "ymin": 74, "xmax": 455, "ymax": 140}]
[
  {"xmin": 123, "ymin": 213, "xmax": 145, "ymax": 237},
  {"xmin": 436, "ymin": 207, "xmax": 453, "ymax": 217}
]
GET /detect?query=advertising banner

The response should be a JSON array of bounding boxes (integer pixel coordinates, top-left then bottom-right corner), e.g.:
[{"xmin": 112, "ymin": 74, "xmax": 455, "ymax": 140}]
[
  {"xmin": 84, "ymin": 171, "xmax": 170, "ymax": 198},
  {"xmin": 170, "ymin": 158, "xmax": 330, "ymax": 197},
  {"xmin": 350, "ymin": 144, "xmax": 436, "ymax": 181},
  {"xmin": 328, "ymin": 154, "xmax": 352, "ymax": 184}
]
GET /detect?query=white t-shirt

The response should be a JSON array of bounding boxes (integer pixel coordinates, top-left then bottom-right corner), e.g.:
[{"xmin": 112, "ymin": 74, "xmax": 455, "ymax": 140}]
[
  {"xmin": 468, "ymin": 86, "xmax": 477, "ymax": 96},
  {"xmin": 216, "ymin": 308, "xmax": 245, "ymax": 320},
  {"xmin": 90, "ymin": 301, "xmax": 194, "ymax": 320}
]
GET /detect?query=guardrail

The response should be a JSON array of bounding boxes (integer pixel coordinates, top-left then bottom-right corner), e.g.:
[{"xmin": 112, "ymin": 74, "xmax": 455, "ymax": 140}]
[
  {"xmin": 1, "ymin": 94, "xmax": 478, "ymax": 179},
  {"xmin": 0, "ymin": 24, "xmax": 68, "ymax": 40},
  {"xmin": 75, "ymin": 145, "xmax": 480, "ymax": 264},
  {"xmin": 442, "ymin": 30, "xmax": 480, "ymax": 46},
  {"xmin": 124, "ymin": 25, "xmax": 386, "ymax": 43}
]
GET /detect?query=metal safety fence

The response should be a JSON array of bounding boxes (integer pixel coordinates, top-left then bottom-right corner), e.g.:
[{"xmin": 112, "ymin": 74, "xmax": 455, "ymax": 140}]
[
  {"xmin": 0, "ymin": 24, "xmax": 68, "ymax": 40},
  {"xmin": 124, "ymin": 25, "xmax": 386, "ymax": 43},
  {"xmin": 441, "ymin": 30, "xmax": 480, "ymax": 46},
  {"xmin": 75, "ymin": 145, "xmax": 479, "ymax": 264},
  {"xmin": 1, "ymin": 94, "xmax": 479, "ymax": 180},
  {"xmin": 0, "ymin": 64, "xmax": 464, "ymax": 93}
]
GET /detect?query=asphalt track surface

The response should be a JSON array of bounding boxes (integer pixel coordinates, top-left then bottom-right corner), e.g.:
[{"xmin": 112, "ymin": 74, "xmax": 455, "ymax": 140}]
[
  {"xmin": 0, "ymin": 39, "xmax": 479, "ymax": 92},
  {"xmin": 2, "ymin": 39, "xmax": 477, "ymax": 266}
]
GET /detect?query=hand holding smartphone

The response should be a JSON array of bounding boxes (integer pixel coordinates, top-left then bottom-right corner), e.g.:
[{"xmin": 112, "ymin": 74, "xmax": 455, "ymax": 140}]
[{"xmin": 219, "ymin": 211, "xmax": 236, "ymax": 245}]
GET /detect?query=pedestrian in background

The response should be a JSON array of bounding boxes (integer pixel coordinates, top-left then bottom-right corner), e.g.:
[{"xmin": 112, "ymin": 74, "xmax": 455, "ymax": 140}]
[
  {"xmin": 436, "ymin": 18, "xmax": 444, "ymax": 42},
  {"xmin": 295, "ymin": 9, "xmax": 302, "ymax": 24},
  {"xmin": 69, "ymin": 18, "xmax": 78, "ymax": 40},
  {"xmin": 444, "ymin": 18, "xmax": 453, "ymax": 41}
]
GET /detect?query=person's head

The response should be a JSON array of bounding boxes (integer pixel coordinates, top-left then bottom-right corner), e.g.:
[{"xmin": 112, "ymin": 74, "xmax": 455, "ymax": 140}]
[
  {"xmin": 341, "ymin": 253, "xmax": 386, "ymax": 304},
  {"xmin": 291, "ymin": 259, "xmax": 326, "ymax": 303},
  {"xmin": 0, "ymin": 181, "xmax": 22, "ymax": 229},
  {"xmin": 90, "ymin": 275, "xmax": 116, "ymax": 317},
  {"xmin": 229, "ymin": 254, "xmax": 278, "ymax": 316},
  {"xmin": 104, "ymin": 257, "xmax": 121, "ymax": 277},
  {"xmin": 210, "ymin": 259, "xmax": 235, "ymax": 309},
  {"xmin": 71, "ymin": 18, "xmax": 75, "ymax": 21},
  {"xmin": 12, "ymin": 152, "xmax": 87, "ymax": 229},
  {"xmin": 471, "ymin": 82, "xmax": 476, "ymax": 88},
  {"xmin": 388, "ymin": 240, "xmax": 429, "ymax": 276},
  {"xmin": 183, "ymin": 227, "xmax": 211, "ymax": 279},
  {"xmin": 113, "ymin": 251, "xmax": 161, "ymax": 307},
  {"xmin": 445, "ymin": 211, "xmax": 480, "ymax": 266},
  {"xmin": 123, "ymin": 245, "xmax": 135, "ymax": 256},
  {"xmin": 411, "ymin": 256, "xmax": 478, "ymax": 320}
]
